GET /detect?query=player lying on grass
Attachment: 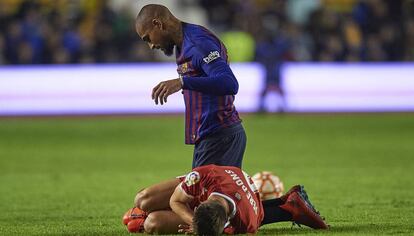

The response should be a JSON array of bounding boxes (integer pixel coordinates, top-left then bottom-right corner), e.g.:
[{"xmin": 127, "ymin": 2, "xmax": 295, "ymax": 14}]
[{"xmin": 123, "ymin": 165, "xmax": 328, "ymax": 234}]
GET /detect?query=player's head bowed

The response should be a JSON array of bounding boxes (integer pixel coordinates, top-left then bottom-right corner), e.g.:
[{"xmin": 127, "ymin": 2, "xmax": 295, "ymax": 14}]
[
  {"xmin": 135, "ymin": 4, "xmax": 180, "ymax": 56},
  {"xmin": 193, "ymin": 200, "xmax": 227, "ymax": 236}
]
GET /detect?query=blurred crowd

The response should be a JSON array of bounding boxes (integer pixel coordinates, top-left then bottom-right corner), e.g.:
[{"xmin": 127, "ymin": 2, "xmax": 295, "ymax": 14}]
[
  {"xmin": 208, "ymin": 0, "xmax": 414, "ymax": 63},
  {"xmin": 0, "ymin": 0, "xmax": 413, "ymax": 66},
  {"xmin": 0, "ymin": 0, "xmax": 155, "ymax": 64}
]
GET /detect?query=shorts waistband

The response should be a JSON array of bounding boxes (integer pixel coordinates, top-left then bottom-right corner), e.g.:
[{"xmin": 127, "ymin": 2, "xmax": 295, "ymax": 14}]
[{"xmin": 204, "ymin": 122, "xmax": 244, "ymax": 141}]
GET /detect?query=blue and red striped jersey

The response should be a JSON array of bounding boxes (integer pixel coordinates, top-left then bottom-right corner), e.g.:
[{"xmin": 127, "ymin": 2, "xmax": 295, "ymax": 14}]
[{"xmin": 176, "ymin": 23, "xmax": 241, "ymax": 144}]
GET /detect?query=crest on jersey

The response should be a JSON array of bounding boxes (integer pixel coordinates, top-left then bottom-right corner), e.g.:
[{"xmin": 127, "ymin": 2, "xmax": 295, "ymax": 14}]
[
  {"xmin": 185, "ymin": 171, "xmax": 200, "ymax": 186},
  {"xmin": 177, "ymin": 61, "xmax": 195, "ymax": 75},
  {"xmin": 181, "ymin": 62, "xmax": 188, "ymax": 73}
]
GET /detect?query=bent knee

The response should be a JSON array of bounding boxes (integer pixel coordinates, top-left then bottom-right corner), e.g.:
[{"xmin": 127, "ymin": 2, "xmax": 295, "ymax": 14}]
[
  {"xmin": 144, "ymin": 213, "xmax": 163, "ymax": 234},
  {"xmin": 134, "ymin": 189, "xmax": 151, "ymax": 211}
]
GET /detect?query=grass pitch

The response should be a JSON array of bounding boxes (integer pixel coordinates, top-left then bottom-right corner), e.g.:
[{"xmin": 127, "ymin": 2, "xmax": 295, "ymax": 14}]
[{"xmin": 0, "ymin": 114, "xmax": 413, "ymax": 235}]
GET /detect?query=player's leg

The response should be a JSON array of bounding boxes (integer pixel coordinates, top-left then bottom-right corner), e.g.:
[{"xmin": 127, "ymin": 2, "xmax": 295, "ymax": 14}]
[
  {"xmin": 261, "ymin": 185, "xmax": 302, "ymax": 224},
  {"xmin": 144, "ymin": 210, "xmax": 186, "ymax": 234},
  {"xmin": 261, "ymin": 185, "xmax": 328, "ymax": 229},
  {"xmin": 134, "ymin": 178, "xmax": 180, "ymax": 213},
  {"xmin": 261, "ymin": 197, "xmax": 292, "ymax": 225}
]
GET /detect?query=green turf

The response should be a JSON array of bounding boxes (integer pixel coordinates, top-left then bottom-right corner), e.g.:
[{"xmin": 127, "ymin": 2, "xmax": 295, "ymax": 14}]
[{"xmin": 0, "ymin": 114, "xmax": 413, "ymax": 235}]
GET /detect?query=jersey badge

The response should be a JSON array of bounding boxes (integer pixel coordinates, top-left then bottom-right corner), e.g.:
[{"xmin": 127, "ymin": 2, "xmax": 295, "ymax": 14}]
[
  {"xmin": 181, "ymin": 62, "xmax": 189, "ymax": 73},
  {"xmin": 185, "ymin": 171, "xmax": 201, "ymax": 186}
]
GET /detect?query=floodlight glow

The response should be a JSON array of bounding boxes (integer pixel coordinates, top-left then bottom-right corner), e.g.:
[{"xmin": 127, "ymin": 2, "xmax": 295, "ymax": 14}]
[
  {"xmin": 281, "ymin": 63, "xmax": 414, "ymax": 112},
  {"xmin": 0, "ymin": 63, "xmax": 265, "ymax": 116}
]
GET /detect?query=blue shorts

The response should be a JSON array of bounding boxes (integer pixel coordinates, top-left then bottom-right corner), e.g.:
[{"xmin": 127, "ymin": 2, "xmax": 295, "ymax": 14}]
[{"xmin": 192, "ymin": 123, "xmax": 246, "ymax": 168}]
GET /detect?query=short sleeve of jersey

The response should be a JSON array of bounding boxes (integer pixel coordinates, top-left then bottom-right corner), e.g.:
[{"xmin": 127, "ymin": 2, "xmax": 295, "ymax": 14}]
[
  {"xmin": 190, "ymin": 36, "xmax": 227, "ymax": 76},
  {"xmin": 180, "ymin": 170, "xmax": 203, "ymax": 197},
  {"xmin": 180, "ymin": 166, "xmax": 220, "ymax": 197}
]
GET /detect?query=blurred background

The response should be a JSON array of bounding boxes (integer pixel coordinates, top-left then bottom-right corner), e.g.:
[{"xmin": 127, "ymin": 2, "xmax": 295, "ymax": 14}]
[
  {"xmin": 1, "ymin": 1, "xmax": 414, "ymax": 235},
  {"xmin": 0, "ymin": 0, "xmax": 413, "ymax": 115},
  {"xmin": 1, "ymin": 0, "xmax": 413, "ymax": 64}
]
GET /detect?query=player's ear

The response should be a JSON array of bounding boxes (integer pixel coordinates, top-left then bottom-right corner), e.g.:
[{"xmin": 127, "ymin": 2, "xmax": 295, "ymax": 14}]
[{"xmin": 152, "ymin": 19, "xmax": 163, "ymax": 30}]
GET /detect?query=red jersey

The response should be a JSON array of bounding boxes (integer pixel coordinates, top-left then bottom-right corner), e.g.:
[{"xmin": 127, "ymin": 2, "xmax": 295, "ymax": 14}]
[{"xmin": 180, "ymin": 165, "xmax": 264, "ymax": 234}]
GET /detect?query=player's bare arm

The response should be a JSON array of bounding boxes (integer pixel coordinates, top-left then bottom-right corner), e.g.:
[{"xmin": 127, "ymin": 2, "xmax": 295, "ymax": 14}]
[
  {"xmin": 151, "ymin": 78, "xmax": 182, "ymax": 105},
  {"xmin": 170, "ymin": 184, "xmax": 195, "ymax": 226}
]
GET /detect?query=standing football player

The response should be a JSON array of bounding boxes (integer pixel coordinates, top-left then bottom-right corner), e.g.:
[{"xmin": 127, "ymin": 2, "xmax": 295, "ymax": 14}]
[
  {"xmin": 135, "ymin": 4, "xmax": 245, "ymax": 169},
  {"xmin": 123, "ymin": 165, "xmax": 329, "ymax": 234},
  {"xmin": 133, "ymin": 4, "xmax": 247, "ymax": 213}
]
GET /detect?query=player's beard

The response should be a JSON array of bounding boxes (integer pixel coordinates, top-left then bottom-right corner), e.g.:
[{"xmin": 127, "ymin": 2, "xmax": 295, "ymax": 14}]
[{"xmin": 162, "ymin": 41, "xmax": 175, "ymax": 56}]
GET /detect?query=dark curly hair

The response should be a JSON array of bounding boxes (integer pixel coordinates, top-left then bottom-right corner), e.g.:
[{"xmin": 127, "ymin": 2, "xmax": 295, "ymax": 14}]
[{"xmin": 193, "ymin": 201, "xmax": 228, "ymax": 236}]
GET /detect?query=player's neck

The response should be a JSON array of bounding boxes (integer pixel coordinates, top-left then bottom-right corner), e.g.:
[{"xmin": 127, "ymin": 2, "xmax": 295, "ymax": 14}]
[
  {"xmin": 171, "ymin": 20, "xmax": 183, "ymax": 50},
  {"xmin": 209, "ymin": 195, "xmax": 231, "ymax": 216}
]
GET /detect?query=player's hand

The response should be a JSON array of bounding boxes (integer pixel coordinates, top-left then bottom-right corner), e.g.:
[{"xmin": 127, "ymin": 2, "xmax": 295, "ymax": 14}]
[
  {"xmin": 152, "ymin": 78, "xmax": 182, "ymax": 105},
  {"xmin": 178, "ymin": 224, "xmax": 194, "ymax": 234}
]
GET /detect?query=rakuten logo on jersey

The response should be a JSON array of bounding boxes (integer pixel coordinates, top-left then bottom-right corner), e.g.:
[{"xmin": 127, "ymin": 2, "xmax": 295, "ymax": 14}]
[
  {"xmin": 203, "ymin": 51, "xmax": 220, "ymax": 64},
  {"xmin": 225, "ymin": 169, "xmax": 258, "ymax": 215}
]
